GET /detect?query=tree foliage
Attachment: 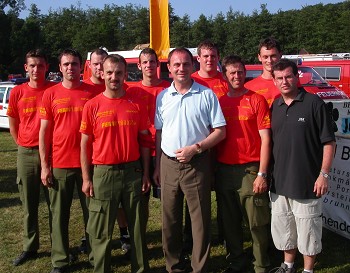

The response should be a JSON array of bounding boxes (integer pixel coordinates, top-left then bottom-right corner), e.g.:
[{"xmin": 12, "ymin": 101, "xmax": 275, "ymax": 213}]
[
  {"xmin": 1, "ymin": 1, "xmax": 350, "ymax": 79},
  {"xmin": 0, "ymin": 0, "xmax": 25, "ymax": 13}
]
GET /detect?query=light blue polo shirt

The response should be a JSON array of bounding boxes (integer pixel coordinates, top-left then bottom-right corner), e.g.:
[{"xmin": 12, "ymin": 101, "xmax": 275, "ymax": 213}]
[{"xmin": 155, "ymin": 80, "xmax": 226, "ymax": 157}]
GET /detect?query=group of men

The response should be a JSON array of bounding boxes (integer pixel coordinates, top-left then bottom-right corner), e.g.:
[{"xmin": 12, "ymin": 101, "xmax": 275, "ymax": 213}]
[{"xmin": 7, "ymin": 37, "xmax": 335, "ymax": 273}]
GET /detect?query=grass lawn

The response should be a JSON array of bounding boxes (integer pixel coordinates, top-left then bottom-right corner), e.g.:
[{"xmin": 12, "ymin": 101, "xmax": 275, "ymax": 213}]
[{"xmin": 0, "ymin": 129, "xmax": 349, "ymax": 273}]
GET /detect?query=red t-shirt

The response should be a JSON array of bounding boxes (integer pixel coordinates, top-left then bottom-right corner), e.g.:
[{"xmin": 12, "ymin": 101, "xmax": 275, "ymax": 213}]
[
  {"xmin": 244, "ymin": 75, "xmax": 280, "ymax": 108},
  {"xmin": 191, "ymin": 71, "xmax": 228, "ymax": 98},
  {"xmin": 40, "ymin": 82, "xmax": 96, "ymax": 168},
  {"xmin": 80, "ymin": 92, "xmax": 150, "ymax": 165},
  {"xmin": 216, "ymin": 91, "xmax": 271, "ymax": 165},
  {"xmin": 83, "ymin": 78, "xmax": 105, "ymax": 95},
  {"xmin": 7, "ymin": 81, "xmax": 56, "ymax": 147},
  {"xmin": 127, "ymin": 80, "xmax": 171, "ymax": 156}
]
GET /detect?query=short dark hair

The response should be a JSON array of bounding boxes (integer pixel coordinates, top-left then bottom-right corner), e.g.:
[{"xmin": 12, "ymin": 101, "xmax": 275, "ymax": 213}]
[
  {"xmin": 139, "ymin": 47, "xmax": 158, "ymax": 63},
  {"xmin": 197, "ymin": 40, "xmax": 219, "ymax": 56},
  {"xmin": 58, "ymin": 49, "xmax": 82, "ymax": 65},
  {"xmin": 103, "ymin": 54, "xmax": 127, "ymax": 70},
  {"xmin": 258, "ymin": 37, "xmax": 282, "ymax": 54},
  {"xmin": 221, "ymin": 55, "xmax": 246, "ymax": 74},
  {"xmin": 25, "ymin": 49, "xmax": 48, "ymax": 64},
  {"xmin": 90, "ymin": 48, "xmax": 108, "ymax": 58},
  {"xmin": 272, "ymin": 59, "xmax": 298, "ymax": 78},
  {"xmin": 167, "ymin": 47, "xmax": 193, "ymax": 64}
]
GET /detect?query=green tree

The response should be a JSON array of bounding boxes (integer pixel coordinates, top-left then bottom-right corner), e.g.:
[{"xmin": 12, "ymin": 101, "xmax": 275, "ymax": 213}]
[
  {"xmin": 191, "ymin": 14, "xmax": 213, "ymax": 46},
  {"xmin": 210, "ymin": 12, "xmax": 227, "ymax": 56},
  {"xmin": 170, "ymin": 14, "xmax": 192, "ymax": 47},
  {"xmin": 0, "ymin": 0, "xmax": 24, "ymax": 13},
  {"xmin": 16, "ymin": 4, "xmax": 44, "ymax": 55},
  {"xmin": 41, "ymin": 4, "xmax": 87, "ymax": 68},
  {"xmin": 6, "ymin": 11, "xmax": 25, "ymax": 73}
]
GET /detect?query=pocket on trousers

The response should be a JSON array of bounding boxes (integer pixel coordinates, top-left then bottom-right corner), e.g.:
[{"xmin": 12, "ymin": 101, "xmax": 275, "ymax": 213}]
[
  {"xmin": 87, "ymin": 199, "xmax": 105, "ymax": 239},
  {"xmin": 93, "ymin": 167, "xmax": 112, "ymax": 200},
  {"xmin": 251, "ymin": 193, "xmax": 271, "ymax": 227}
]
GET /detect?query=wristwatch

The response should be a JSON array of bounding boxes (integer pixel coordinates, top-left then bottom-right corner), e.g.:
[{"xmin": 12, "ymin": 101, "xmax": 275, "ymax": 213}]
[
  {"xmin": 257, "ymin": 172, "xmax": 268, "ymax": 179},
  {"xmin": 195, "ymin": 143, "xmax": 202, "ymax": 154},
  {"xmin": 320, "ymin": 170, "xmax": 330, "ymax": 179}
]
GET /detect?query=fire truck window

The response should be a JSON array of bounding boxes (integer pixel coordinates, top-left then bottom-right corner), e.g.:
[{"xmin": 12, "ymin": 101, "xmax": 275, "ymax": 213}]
[
  {"xmin": 245, "ymin": 70, "xmax": 262, "ymax": 82},
  {"xmin": 314, "ymin": 67, "xmax": 341, "ymax": 81},
  {"xmin": 127, "ymin": 63, "xmax": 142, "ymax": 82}
]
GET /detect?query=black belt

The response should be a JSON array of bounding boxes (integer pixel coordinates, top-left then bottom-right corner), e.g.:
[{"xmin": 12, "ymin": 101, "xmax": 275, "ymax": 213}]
[
  {"xmin": 163, "ymin": 150, "xmax": 208, "ymax": 162},
  {"xmin": 166, "ymin": 156, "xmax": 178, "ymax": 162}
]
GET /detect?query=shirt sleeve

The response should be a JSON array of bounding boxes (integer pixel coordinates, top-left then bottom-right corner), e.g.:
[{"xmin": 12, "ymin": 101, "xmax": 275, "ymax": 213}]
[
  {"xmin": 6, "ymin": 86, "xmax": 20, "ymax": 119},
  {"xmin": 40, "ymin": 89, "xmax": 53, "ymax": 120},
  {"xmin": 316, "ymin": 100, "xmax": 336, "ymax": 144},
  {"xmin": 254, "ymin": 94, "xmax": 271, "ymax": 130},
  {"xmin": 80, "ymin": 101, "xmax": 94, "ymax": 135},
  {"xmin": 154, "ymin": 91, "xmax": 164, "ymax": 130}
]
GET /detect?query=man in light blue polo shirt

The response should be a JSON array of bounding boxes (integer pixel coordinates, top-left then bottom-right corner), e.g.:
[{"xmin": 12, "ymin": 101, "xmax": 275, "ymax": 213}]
[{"xmin": 153, "ymin": 47, "xmax": 226, "ymax": 273}]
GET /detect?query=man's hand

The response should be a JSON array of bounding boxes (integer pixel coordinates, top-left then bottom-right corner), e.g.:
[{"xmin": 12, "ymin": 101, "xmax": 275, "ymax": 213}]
[
  {"xmin": 174, "ymin": 145, "xmax": 197, "ymax": 163},
  {"xmin": 153, "ymin": 166, "xmax": 161, "ymax": 187},
  {"xmin": 253, "ymin": 176, "xmax": 268, "ymax": 194},
  {"xmin": 314, "ymin": 175, "xmax": 328, "ymax": 197},
  {"xmin": 142, "ymin": 174, "xmax": 151, "ymax": 194},
  {"xmin": 41, "ymin": 166, "xmax": 53, "ymax": 187},
  {"xmin": 82, "ymin": 179, "xmax": 94, "ymax": 197}
]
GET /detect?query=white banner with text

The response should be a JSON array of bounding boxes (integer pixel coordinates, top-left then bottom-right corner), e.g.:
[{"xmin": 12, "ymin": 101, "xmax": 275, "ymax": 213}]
[{"xmin": 322, "ymin": 136, "xmax": 350, "ymax": 239}]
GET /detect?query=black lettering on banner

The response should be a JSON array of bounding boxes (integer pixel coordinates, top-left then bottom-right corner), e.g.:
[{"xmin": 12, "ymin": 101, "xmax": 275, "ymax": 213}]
[
  {"xmin": 341, "ymin": 146, "xmax": 350, "ymax": 160},
  {"xmin": 322, "ymin": 214, "xmax": 350, "ymax": 234}
]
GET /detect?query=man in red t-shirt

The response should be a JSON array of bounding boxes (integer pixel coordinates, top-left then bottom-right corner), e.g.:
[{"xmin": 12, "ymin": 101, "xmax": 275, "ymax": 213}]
[
  {"xmin": 80, "ymin": 54, "xmax": 151, "ymax": 273},
  {"xmin": 191, "ymin": 40, "xmax": 228, "ymax": 99},
  {"xmin": 39, "ymin": 49, "xmax": 97, "ymax": 273},
  {"xmin": 127, "ymin": 47, "xmax": 170, "ymax": 229},
  {"xmin": 7, "ymin": 49, "xmax": 56, "ymax": 266},
  {"xmin": 245, "ymin": 37, "xmax": 282, "ymax": 107},
  {"xmin": 216, "ymin": 55, "xmax": 271, "ymax": 273},
  {"xmin": 83, "ymin": 48, "xmax": 107, "ymax": 94},
  {"xmin": 83, "ymin": 47, "xmax": 131, "ymax": 254}
]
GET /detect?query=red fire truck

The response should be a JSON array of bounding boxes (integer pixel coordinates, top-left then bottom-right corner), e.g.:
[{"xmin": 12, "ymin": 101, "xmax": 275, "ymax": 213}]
[{"xmin": 282, "ymin": 53, "xmax": 350, "ymax": 96}]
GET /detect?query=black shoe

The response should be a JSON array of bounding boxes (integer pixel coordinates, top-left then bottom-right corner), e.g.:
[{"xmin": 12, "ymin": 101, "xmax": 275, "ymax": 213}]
[
  {"xmin": 179, "ymin": 253, "xmax": 191, "ymax": 264},
  {"xmin": 120, "ymin": 235, "xmax": 131, "ymax": 254},
  {"xmin": 171, "ymin": 254, "xmax": 191, "ymax": 272},
  {"xmin": 78, "ymin": 237, "xmax": 87, "ymax": 254},
  {"xmin": 50, "ymin": 267, "xmax": 66, "ymax": 273},
  {"xmin": 69, "ymin": 252, "xmax": 78, "ymax": 263},
  {"xmin": 13, "ymin": 251, "xmax": 38, "ymax": 266}
]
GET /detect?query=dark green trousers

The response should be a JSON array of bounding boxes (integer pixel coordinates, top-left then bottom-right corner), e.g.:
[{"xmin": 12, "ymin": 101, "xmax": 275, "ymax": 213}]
[
  {"xmin": 17, "ymin": 146, "xmax": 51, "ymax": 251},
  {"xmin": 50, "ymin": 167, "xmax": 89, "ymax": 268},
  {"xmin": 87, "ymin": 161, "xmax": 149, "ymax": 273},
  {"xmin": 215, "ymin": 162, "xmax": 270, "ymax": 273}
]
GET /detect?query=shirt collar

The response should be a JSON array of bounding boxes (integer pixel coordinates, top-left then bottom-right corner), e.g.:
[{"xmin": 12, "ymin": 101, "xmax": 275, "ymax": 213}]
[
  {"xmin": 277, "ymin": 88, "xmax": 306, "ymax": 106},
  {"xmin": 169, "ymin": 80, "xmax": 201, "ymax": 95}
]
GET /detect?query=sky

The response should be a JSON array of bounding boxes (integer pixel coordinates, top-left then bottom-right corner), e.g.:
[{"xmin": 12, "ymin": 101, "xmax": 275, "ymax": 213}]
[{"xmin": 19, "ymin": 0, "xmax": 345, "ymax": 20}]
